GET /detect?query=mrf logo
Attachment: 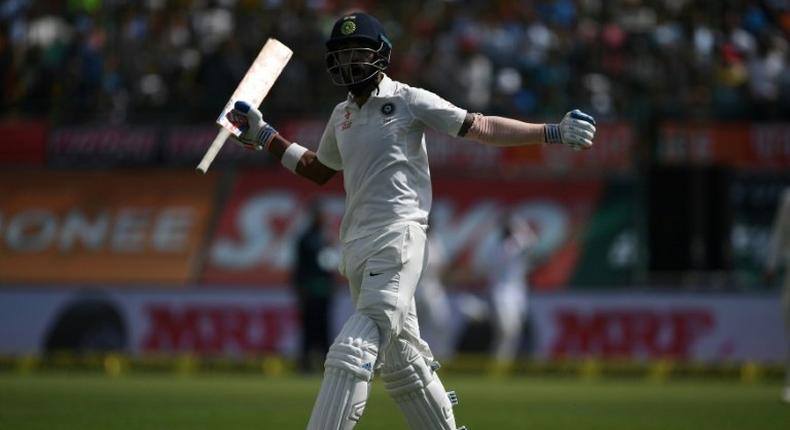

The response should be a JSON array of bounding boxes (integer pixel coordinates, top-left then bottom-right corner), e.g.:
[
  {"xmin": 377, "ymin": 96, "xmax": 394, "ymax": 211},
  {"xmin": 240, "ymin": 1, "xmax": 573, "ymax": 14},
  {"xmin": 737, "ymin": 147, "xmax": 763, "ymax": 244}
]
[
  {"xmin": 141, "ymin": 304, "xmax": 297, "ymax": 354},
  {"xmin": 550, "ymin": 308, "xmax": 714, "ymax": 359}
]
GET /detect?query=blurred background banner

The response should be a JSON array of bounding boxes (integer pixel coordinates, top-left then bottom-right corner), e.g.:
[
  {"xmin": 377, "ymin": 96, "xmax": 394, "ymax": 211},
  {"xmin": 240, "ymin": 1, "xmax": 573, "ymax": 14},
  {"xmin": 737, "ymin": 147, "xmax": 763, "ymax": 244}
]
[
  {"xmin": 48, "ymin": 125, "xmax": 159, "ymax": 168},
  {"xmin": 163, "ymin": 125, "xmax": 273, "ymax": 167},
  {"xmin": 501, "ymin": 122, "xmax": 635, "ymax": 173},
  {"xmin": 0, "ymin": 289, "xmax": 298, "ymax": 356},
  {"xmin": 0, "ymin": 120, "xmax": 48, "ymax": 166},
  {"xmin": 0, "ymin": 171, "xmax": 218, "ymax": 284},
  {"xmin": 196, "ymin": 170, "xmax": 640, "ymax": 289},
  {"xmin": 658, "ymin": 122, "xmax": 790, "ymax": 168},
  {"xmin": 0, "ymin": 289, "xmax": 783, "ymax": 362},
  {"xmin": 529, "ymin": 292, "xmax": 784, "ymax": 362},
  {"xmin": 201, "ymin": 169, "xmax": 345, "ymax": 286},
  {"xmin": 430, "ymin": 176, "xmax": 609, "ymax": 290}
]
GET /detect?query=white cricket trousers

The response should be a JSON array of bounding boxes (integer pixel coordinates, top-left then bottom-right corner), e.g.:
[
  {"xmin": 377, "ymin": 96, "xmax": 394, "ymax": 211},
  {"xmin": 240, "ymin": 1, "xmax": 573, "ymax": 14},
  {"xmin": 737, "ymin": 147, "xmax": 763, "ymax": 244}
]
[
  {"xmin": 306, "ymin": 222, "xmax": 459, "ymax": 430},
  {"xmin": 340, "ymin": 222, "xmax": 434, "ymax": 364}
]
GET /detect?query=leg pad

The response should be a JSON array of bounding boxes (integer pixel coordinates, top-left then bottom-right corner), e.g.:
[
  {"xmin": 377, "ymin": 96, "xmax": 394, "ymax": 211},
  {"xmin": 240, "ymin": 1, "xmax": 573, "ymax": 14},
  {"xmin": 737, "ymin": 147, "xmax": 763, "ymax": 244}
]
[
  {"xmin": 306, "ymin": 314, "xmax": 380, "ymax": 430},
  {"xmin": 381, "ymin": 339, "xmax": 458, "ymax": 430}
]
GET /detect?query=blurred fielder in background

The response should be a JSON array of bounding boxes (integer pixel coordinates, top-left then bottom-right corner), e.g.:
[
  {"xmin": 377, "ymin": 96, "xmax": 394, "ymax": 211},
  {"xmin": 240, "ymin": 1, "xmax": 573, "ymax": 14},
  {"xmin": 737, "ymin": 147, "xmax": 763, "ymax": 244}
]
[
  {"xmin": 293, "ymin": 201, "xmax": 338, "ymax": 374},
  {"xmin": 485, "ymin": 214, "xmax": 538, "ymax": 366},
  {"xmin": 766, "ymin": 187, "xmax": 790, "ymax": 403},
  {"xmin": 415, "ymin": 220, "xmax": 454, "ymax": 360},
  {"xmin": 224, "ymin": 11, "xmax": 596, "ymax": 430}
]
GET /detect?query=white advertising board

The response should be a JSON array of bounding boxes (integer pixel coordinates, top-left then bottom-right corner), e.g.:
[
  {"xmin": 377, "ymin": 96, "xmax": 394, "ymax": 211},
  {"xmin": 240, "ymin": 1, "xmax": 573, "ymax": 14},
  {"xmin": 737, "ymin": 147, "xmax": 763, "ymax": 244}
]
[{"xmin": 0, "ymin": 289, "xmax": 785, "ymax": 363}]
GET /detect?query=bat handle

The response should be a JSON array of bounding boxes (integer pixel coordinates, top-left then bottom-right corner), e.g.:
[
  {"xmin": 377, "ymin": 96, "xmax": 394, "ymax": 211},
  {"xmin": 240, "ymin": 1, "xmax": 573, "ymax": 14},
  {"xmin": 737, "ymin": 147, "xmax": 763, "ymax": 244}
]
[{"xmin": 196, "ymin": 127, "xmax": 232, "ymax": 174}]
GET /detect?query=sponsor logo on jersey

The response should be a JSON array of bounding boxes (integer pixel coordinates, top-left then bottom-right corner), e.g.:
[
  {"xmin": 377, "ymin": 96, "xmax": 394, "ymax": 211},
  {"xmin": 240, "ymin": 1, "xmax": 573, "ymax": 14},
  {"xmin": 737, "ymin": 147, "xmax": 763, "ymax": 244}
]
[
  {"xmin": 342, "ymin": 110, "xmax": 353, "ymax": 130},
  {"xmin": 381, "ymin": 102, "xmax": 395, "ymax": 115}
]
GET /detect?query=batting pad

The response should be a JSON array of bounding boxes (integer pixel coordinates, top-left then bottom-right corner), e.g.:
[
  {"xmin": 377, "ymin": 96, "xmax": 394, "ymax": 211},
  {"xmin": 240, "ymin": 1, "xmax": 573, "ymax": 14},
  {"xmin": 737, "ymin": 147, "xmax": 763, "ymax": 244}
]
[
  {"xmin": 380, "ymin": 339, "xmax": 458, "ymax": 430},
  {"xmin": 306, "ymin": 313, "xmax": 380, "ymax": 430}
]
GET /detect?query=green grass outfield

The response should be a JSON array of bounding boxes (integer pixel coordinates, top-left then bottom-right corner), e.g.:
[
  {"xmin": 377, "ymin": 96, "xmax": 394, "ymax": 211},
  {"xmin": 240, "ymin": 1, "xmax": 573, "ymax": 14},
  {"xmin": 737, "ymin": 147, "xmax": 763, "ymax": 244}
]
[{"xmin": 0, "ymin": 373, "xmax": 788, "ymax": 430}]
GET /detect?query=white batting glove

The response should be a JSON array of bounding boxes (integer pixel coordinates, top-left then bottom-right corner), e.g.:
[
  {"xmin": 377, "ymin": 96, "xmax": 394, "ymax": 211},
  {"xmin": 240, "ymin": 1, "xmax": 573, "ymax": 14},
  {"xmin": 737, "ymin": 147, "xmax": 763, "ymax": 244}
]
[
  {"xmin": 544, "ymin": 109, "xmax": 596, "ymax": 150},
  {"xmin": 225, "ymin": 101, "xmax": 278, "ymax": 151}
]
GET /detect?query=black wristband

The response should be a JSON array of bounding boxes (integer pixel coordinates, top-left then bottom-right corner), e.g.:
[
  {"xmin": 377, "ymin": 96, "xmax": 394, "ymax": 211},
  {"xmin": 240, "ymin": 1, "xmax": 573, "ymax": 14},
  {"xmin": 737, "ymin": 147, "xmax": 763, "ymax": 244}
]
[{"xmin": 544, "ymin": 124, "xmax": 562, "ymax": 144}]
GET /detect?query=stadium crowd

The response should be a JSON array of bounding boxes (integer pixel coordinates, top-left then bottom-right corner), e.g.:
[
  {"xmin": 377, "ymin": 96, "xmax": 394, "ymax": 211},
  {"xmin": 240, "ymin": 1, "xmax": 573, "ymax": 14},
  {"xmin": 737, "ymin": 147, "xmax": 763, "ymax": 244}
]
[{"xmin": 1, "ymin": 0, "xmax": 788, "ymax": 125}]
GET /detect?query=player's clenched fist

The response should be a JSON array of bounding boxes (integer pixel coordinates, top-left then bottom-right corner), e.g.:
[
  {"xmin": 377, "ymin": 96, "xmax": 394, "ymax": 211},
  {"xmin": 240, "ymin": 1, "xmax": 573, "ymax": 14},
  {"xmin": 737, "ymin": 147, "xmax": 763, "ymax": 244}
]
[
  {"xmin": 544, "ymin": 109, "xmax": 596, "ymax": 150},
  {"xmin": 225, "ymin": 101, "xmax": 279, "ymax": 151}
]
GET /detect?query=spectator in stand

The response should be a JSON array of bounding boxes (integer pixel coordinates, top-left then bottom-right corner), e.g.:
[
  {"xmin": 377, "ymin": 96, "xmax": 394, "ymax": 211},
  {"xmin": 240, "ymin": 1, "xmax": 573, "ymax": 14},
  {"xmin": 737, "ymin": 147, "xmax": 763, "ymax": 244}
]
[{"xmin": 0, "ymin": 1, "xmax": 787, "ymax": 123}]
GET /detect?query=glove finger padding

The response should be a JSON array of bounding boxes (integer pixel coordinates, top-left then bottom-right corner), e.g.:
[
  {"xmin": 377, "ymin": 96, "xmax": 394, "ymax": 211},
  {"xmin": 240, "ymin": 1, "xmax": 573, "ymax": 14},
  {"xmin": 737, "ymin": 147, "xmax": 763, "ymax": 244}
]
[
  {"xmin": 226, "ymin": 109, "xmax": 249, "ymax": 131},
  {"xmin": 569, "ymin": 123, "xmax": 595, "ymax": 140},
  {"xmin": 566, "ymin": 134, "xmax": 592, "ymax": 148},
  {"xmin": 226, "ymin": 100, "xmax": 278, "ymax": 151},
  {"xmin": 569, "ymin": 109, "xmax": 596, "ymax": 125},
  {"xmin": 238, "ymin": 101, "xmax": 264, "ymax": 125}
]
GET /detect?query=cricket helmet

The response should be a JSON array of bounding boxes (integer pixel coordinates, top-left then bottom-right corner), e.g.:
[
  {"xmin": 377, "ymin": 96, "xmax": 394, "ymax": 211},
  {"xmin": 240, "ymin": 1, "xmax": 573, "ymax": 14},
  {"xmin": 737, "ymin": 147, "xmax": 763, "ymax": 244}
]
[{"xmin": 325, "ymin": 12, "xmax": 392, "ymax": 87}]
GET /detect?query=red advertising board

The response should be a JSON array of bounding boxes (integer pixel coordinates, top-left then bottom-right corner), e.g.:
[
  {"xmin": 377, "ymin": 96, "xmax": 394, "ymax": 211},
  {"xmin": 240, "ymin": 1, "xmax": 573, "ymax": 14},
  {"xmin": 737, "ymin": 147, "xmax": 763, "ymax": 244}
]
[
  {"xmin": 431, "ymin": 176, "xmax": 603, "ymax": 290},
  {"xmin": 202, "ymin": 170, "xmax": 602, "ymax": 290},
  {"xmin": 164, "ymin": 125, "xmax": 272, "ymax": 166},
  {"xmin": 0, "ymin": 171, "xmax": 219, "ymax": 284},
  {"xmin": 501, "ymin": 122, "xmax": 634, "ymax": 173},
  {"xmin": 0, "ymin": 120, "xmax": 48, "ymax": 166},
  {"xmin": 201, "ymin": 170, "xmax": 345, "ymax": 286},
  {"xmin": 659, "ymin": 122, "xmax": 790, "ymax": 169},
  {"xmin": 48, "ymin": 125, "xmax": 159, "ymax": 167}
]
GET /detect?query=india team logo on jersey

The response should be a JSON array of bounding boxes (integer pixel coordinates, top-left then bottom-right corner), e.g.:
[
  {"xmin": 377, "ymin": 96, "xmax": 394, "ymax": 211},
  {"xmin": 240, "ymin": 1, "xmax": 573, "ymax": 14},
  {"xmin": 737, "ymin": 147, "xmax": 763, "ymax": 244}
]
[
  {"xmin": 381, "ymin": 102, "xmax": 396, "ymax": 125},
  {"xmin": 381, "ymin": 102, "xmax": 395, "ymax": 115}
]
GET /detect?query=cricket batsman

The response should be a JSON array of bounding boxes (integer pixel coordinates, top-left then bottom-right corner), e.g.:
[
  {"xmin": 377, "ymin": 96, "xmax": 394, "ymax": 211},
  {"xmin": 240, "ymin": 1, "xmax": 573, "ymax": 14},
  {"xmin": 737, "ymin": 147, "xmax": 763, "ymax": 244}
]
[{"xmin": 225, "ymin": 12, "xmax": 597, "ymax": 429}]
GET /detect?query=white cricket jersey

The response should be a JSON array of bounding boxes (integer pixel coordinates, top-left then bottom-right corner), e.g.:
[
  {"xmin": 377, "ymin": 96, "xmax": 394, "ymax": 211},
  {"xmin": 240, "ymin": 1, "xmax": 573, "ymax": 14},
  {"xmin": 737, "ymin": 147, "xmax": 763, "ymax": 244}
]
[{"xmin": 316, "ymin": 74, "xmax": 467, "ymax": 243}]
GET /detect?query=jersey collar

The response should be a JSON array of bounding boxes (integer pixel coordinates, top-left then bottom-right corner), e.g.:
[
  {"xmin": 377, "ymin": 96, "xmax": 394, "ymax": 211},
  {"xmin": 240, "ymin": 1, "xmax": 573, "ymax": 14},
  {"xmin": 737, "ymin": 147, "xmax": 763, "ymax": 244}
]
[{"xmin": 374, "ymin": 74, "xmax": 397, "ymax": 98}]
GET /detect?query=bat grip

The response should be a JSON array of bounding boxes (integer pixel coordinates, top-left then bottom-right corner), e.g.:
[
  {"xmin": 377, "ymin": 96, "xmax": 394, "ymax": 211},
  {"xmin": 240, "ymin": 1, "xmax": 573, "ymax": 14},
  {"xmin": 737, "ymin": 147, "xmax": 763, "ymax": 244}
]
[{"xmin": 196, "ymin": 127, "xmax": 233, "ymax": 174}]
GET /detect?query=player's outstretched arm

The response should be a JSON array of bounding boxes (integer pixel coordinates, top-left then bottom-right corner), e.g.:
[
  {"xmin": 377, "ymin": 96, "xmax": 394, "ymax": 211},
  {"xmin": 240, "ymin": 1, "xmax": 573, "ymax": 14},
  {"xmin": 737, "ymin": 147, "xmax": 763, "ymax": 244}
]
[
  {"xmin": 225, "ymin": 101, "xmax": 338, "ymax": 185},
  {"xmin": 459, "ymin": 109, "xmax": 597, "ymax": 150}
]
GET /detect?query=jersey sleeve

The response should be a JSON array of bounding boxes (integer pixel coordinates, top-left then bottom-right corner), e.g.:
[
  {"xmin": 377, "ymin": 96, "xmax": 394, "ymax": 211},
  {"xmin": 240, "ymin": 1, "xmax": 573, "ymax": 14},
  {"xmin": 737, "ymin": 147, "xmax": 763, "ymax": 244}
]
[
  {"xmin": 316, "ymin": 108, "xmax": 343, "ymax": 171},
  {"xmin": 407, "ymin": 87, "xmax": 468, "ymax": 136}
]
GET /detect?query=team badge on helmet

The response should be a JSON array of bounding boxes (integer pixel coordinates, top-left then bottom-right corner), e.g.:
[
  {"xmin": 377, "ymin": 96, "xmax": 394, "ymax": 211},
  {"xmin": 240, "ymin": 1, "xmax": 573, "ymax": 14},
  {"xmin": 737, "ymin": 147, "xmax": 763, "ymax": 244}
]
[{"xmin": 341, "ymin": 20, "xmax": 356, "ymax": 35}]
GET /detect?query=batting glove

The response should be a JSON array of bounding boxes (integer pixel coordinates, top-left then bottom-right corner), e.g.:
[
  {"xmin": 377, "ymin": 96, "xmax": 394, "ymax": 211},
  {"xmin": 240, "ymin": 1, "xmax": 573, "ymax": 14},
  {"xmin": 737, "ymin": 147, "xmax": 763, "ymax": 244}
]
[
  {"xmin": 225, "ymin": 101, "xmax": 278, "ymax": 151},
  {"xmin": 544, "ymin": 109, "xmax": 596, "ymax": 149}
]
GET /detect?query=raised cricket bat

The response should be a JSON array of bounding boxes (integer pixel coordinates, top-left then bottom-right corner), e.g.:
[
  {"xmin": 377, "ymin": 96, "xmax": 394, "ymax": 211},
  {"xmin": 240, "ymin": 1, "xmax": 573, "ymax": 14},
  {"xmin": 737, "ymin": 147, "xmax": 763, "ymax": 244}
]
[{"xmin": 196, "ymin": 38, "xmax": 293, "ymax": 174}]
